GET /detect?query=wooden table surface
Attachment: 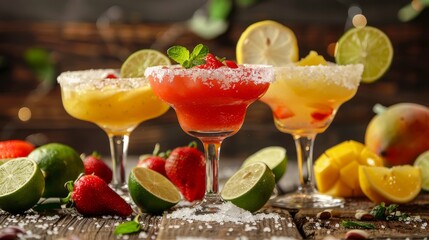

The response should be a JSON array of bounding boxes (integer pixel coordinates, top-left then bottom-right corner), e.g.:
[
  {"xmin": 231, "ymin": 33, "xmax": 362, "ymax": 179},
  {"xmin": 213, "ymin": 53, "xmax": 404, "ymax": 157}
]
[{"xmin": 1, "ymin": 193, "xmax": 429, "ymax": 239}]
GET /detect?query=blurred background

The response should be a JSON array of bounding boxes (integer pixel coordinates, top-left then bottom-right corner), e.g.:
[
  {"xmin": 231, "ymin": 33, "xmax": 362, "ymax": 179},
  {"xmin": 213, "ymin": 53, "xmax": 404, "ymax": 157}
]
[{"xmin": 0, "ymin": 0, "xmax": 428, "ymax": 161}]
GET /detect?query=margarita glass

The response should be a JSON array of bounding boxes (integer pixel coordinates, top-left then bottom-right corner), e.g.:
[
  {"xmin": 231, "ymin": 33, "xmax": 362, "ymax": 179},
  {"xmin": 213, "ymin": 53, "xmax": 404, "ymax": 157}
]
[
  {"xmin": 145, "ymin": 65, "xmax": 274, "ymax": 212},
  {"xmin": 57, "ymin": 69, "xmax": 169, "ymax": 189},
  {"xmin": 260, "ymin": 64, "xmax": 363, "ymax": 209}
]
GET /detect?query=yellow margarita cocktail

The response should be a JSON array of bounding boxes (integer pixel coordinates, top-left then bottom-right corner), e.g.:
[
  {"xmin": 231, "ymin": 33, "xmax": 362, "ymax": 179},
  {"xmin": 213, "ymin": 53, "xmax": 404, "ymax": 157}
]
[
  {"xmin": 262, "ymin": 65, "xmax": 362, "ymax": 136},
  {"xmin": 260, "ymin": 64, "xmax": 363, "ymax": 209},
  {"xmin": 58, "ymin": 69, "xmax": 169, "ymax": 188}
]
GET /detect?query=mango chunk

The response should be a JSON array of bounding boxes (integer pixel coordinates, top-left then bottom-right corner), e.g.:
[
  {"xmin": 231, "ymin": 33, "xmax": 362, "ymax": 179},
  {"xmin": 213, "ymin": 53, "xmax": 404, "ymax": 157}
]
[
  {"xmin": 314, "ymin": 140, "xmax": 383, "ymax": 197},
  {"xmin": 297, "ymin": 51, "xmax": 328, "ymax": 66}
]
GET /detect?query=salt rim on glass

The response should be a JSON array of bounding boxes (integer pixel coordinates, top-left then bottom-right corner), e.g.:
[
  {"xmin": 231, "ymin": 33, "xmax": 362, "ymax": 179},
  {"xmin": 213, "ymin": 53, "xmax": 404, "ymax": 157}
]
[
  {"xmin": 144, "ymin": 64, "xmax": 274, "ymax": 89},
  {"xmin": 275, "ymin": 63, "xmax": 364, "ymax": 90},
  {"xmin": 57, "ymin": 69, "xmax": 149, "ymax": 90}
]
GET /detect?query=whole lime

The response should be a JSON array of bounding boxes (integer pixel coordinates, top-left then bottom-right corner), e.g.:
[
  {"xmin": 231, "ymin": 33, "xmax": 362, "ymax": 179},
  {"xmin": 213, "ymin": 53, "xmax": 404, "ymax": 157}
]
[{"xmin": 28, "ymin": 143, "xmax": 84, "ymax": 198}]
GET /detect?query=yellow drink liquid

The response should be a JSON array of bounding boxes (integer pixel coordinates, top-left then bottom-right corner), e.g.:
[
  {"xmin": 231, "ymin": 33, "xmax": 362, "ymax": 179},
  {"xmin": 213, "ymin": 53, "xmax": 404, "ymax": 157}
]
[
  {"xmin": 59, "ymin": 70, "xmax": 169, "ymax": 135},
  {"xmin": 261, "ymin": 64, "xmax": 362, "ymax": 136}
]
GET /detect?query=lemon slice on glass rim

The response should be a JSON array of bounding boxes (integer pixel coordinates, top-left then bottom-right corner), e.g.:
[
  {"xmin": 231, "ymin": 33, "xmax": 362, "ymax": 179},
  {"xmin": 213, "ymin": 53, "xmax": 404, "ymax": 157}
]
[{"xmin": 236, "ymin": 20, "xmax": 299, "ymax": 66}]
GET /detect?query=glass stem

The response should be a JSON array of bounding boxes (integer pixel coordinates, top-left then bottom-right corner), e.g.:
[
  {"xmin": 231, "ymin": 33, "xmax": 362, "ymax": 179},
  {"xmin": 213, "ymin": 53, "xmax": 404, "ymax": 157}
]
[
  {"xmin": 202, "ymin": 140, "xmax": 222, "ymax": 198},
  {"xmin": 108, "ymin": 134, "xmax": 129, "ymax": 189},
  {"xmin": 293, "ymin": 134, "xmax": 317, "ymax": 193}
]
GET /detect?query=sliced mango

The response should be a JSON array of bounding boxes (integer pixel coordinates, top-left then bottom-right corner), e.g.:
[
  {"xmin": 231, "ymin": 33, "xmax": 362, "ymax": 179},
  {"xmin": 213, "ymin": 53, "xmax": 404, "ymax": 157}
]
[
  {"xmin": 314, "ymin": 140, "xmax": 383, "ymax": 197},
  {"xmin": 297, "ymin": 51, "xmax": 328, "ymax": 66}
]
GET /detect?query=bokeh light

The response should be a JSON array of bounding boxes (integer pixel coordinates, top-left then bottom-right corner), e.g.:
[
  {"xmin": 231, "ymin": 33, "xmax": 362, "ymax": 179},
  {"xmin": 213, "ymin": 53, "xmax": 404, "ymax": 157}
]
[
  {"xmin": 352, "ymin": 14, "xmax": 367, "ymax": 28},
  {"xmin": 18, "ymin": 107, "xmax": 31, "ymax": 122}
]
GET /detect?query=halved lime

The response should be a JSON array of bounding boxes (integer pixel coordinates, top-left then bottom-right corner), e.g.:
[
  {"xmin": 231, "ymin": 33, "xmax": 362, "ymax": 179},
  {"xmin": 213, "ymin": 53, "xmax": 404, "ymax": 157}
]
[
  {"xmin": 120, "ymin": 49, "xmax": 171, "ymax": 78},
  {"xmin": 414, "ymin": 150, "xmax": 429, "ymax": 191},
  {"xmin": 0, "ymin": 158, "xmax": 45, "ymax": 213},
  {"xmin": 335, "ymin": 26, "xmax": 393, "ymax": 83},
  {"xmin": 128, "ymin": 167, "xmax": 180, "ymax": 214},
  {"xmin": 221, "ymin": 162, "xmax": 275, "ymax": 212},
  {"xmin": 242, "ymin": 146, "xmax": 287, "ymax": 182}
]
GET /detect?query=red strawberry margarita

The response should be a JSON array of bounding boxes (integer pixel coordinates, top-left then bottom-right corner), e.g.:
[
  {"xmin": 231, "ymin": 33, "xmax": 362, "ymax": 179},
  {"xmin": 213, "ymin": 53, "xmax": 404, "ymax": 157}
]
[{"xmin": 145, "ymin": 47, "xmax": 274, "ymax": 212}]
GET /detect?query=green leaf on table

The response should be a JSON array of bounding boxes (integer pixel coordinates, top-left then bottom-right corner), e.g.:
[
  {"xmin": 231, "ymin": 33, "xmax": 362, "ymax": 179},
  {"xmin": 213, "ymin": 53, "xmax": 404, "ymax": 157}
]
[
  {"xmin": 114, "ymin": 221, "xmax": 141, "ymax": 235},
  {"xmin": 341, "ymin": 220, "xmax": 376, "ymax": 229}
]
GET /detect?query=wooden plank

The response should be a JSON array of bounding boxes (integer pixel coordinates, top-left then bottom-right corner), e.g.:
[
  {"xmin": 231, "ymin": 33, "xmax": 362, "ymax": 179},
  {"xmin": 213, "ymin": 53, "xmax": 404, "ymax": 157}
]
[
  {"xmin": 157, "ymin": 206, "xmax": 302, "ymax": 239},
  {"xmin": 295, "ymin": 194, "xmax": 429, "ymax": 239},
  {"xmin": 0, "ymin": 209, "xmax": 161, "ymax": 239}
]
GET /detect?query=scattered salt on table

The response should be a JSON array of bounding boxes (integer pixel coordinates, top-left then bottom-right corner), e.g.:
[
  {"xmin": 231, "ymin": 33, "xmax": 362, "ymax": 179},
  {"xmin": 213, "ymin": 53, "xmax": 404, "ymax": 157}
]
[{"xmin": 167, "ymin": 202, "xmax": 281, "ymax": 224}]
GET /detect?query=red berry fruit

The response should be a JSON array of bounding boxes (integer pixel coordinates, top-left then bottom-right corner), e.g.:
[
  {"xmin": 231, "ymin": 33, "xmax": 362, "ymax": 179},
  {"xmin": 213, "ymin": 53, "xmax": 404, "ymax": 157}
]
[
  {"xmin": 65, "ymin": 175, "xmax": 132, "ymax": 217},
  {"xmin": 105, "ymin": 73, "xmax": 117, "ymax": 79},
  {"xmin": 224, "ymin": 60, "xmax": 238, "ymax": 68},
  {"xmin": 197, "ymin": 53, "xmax": 224, "ymax": 69},
  {"xmin": 137, "ymin": 143, "xmax": 168, "ymax": 177},
  {"xmin": 165, "ymin": 142, "xmax": 205, "ymax": 202},
  {"xmin": 83, "ymin": 152, "xmax": 113, "ymax": 184},
  {"xmin": 0, "ymin": 140, "xmax": 35, "ymax": 159},
  {"xmin": 137, "ymin": 156, "xmax": 167, "ymax": 177}
]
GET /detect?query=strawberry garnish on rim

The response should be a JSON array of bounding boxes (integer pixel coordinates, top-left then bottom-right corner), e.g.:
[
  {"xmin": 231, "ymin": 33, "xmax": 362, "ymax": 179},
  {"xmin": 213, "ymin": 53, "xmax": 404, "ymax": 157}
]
[{"xmin": 105, "ymin": 73, "xmax": 118, "ymax": 79}]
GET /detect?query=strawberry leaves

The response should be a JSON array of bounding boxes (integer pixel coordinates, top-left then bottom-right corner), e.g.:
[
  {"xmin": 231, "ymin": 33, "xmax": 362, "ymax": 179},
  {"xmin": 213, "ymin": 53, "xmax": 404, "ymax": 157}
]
[{"xmin": 167, "ymin": 44, "xmax": 209, "ymax": 68}]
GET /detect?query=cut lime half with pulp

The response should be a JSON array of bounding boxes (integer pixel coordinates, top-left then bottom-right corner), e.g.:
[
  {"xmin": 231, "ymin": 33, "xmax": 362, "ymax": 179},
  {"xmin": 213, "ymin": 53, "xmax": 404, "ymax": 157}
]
[
  {"xmin": 242, "ymin": 146, "xmax": 287, "ymax": 182},
  {"xmin": 0, "ymin": 157, "xmax": 45, "ymax": 213},
  {"xmin": 414, "ymin": 150, "xmax": 429, "ymax": 191},
  {"xmin": 121, "ymin": 49, "xmax": 171, "ymax": 78},
  {"xmin": 335, "ymin": 26, "xmax": 393, "ymax": 83},
  {"xmin": 221, "ymin": 162, "xmax": 275, "ymax": 212},
  {"xmin": 128, "ymin": 167, "xmax": 180, "ymax": 214}
]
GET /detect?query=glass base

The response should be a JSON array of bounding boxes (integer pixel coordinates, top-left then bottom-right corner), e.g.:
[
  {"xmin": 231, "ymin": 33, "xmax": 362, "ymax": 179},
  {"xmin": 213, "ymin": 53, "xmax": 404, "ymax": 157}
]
[
  {"xmin": 270, "ymin": 187, "xmax": 344, "ymax": 209},
  {"xmin": 195, "ymin": 194, "xmax": 225, "ymax": 215}
]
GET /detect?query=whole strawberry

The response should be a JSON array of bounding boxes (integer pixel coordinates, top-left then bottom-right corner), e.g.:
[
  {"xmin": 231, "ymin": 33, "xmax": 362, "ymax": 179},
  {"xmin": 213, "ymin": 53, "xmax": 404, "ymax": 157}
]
[
  {"xmin": 137, "ymin": 144, "xmax": 167, "ymax": 177},
  {"xmin": 0, "ymin": 140, "xmax": 35, "ymax": 159},
  {"xmin": 64, "ymin": 175, "xmax": 132, "ymax": 217},
  {"xmin": 165, "ymin": 142, "xmax": 205, "ymax": 202},
  {"xmin": 83, "ymin": 152, "xmax": 112, "ymax": 184}
]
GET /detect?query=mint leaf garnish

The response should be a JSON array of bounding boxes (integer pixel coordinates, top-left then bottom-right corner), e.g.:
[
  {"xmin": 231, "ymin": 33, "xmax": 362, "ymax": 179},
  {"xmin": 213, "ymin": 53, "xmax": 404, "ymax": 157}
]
[
  {"xmin": 167, "ymin": 46, "xmax": 189, "ymax": 66},
  {"xmin": 114, "ymin": 214, "xmax": 142, "ymax": 235},
  {"xmin": 167, "ymin": 44, "xmax": 209, "ymax": 68}
]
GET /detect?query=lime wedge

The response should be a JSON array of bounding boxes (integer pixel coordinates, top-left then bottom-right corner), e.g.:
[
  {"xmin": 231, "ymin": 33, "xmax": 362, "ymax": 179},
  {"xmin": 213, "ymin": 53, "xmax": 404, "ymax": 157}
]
[
  {"xmin": 0, "ymin": 158, "xmax": 45, "ymax": 213},
  {"xmin": 128, "ymin": 167, "xmax": 180, "ymax": 214},
  {"xmin": 335, "ymin": 26, "xmax": 393, "ymax": 83},
  {"xmin": 236, "ymin": 20, "xmax": 298, "ymax": 66},
  {"xmin": 414, "ymin": 150, "xmax": 429, "ymax": 191},
  {"xmin": 120, "ymin": 49, "xmax": 171, "ymax": 78},
  {"xmin": 221, "ymin": 162, "xmax": 275, "ymax": 212},
  {"xmin": 242, "ymin": 146, "xmax": 287, "ymax": 183}
]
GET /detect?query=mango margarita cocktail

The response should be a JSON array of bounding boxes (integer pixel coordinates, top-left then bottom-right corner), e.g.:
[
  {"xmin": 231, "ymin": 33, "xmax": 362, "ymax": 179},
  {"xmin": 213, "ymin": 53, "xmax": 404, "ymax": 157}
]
[
  {"xmin": 145, "ymin": 63, "xmax": 273, "ymax": 212},
  {"xmin": 260, "ymin": 64, "xmax": 363, "ymax": 209},
  {"xmin": 261, "ymin": 64, "xmax": 362, "ymax": 136},
  {"xmin": 58, "ymin": 69, "xmax": 169, "ymax": 188},
  {"xmin": 59, "ymin": 70, "xmax": 169, "ymax": 135}
]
